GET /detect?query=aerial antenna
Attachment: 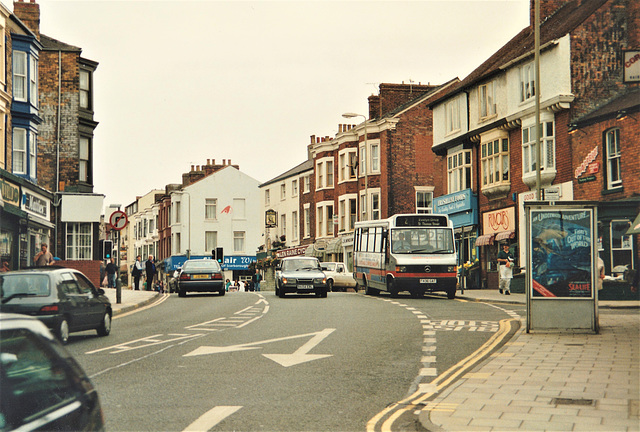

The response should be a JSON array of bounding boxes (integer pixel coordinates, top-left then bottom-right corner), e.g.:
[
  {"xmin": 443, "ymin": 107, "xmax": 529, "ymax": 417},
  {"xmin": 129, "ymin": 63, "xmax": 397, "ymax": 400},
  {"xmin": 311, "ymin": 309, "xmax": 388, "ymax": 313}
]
[{"xmin": 366, "ymin": 82, "xmax": 379, "ymax": 95}]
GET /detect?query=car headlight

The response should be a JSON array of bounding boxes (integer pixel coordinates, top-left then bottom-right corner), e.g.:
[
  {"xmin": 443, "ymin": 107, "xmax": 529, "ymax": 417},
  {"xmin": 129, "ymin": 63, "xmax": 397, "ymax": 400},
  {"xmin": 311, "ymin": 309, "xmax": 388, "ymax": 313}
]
[
  {"xmin": 396, "ymin": 266, "xmax": 407, "ymax": 273},
  {"xmin": 282, "ymin": 277, "xmax": 296, "ymax": 284},
  {"xmin": 314, "ymin": 277, "xmax": 326, "ymax": 284}
]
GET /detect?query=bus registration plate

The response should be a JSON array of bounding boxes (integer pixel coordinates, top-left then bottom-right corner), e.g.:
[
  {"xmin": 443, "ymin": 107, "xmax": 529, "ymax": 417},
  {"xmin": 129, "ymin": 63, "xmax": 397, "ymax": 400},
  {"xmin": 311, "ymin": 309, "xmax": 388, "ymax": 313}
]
[{"xmin": 420, "ymin": 278, "xmax": 437, "ymax": 284}]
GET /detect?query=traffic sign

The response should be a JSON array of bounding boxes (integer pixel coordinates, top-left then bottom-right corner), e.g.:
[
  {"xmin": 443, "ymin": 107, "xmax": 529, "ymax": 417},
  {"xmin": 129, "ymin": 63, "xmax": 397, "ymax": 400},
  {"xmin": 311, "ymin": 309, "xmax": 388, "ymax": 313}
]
[{"xmin": 109, "ymin": 210, "xmax": 128, "ymax": 231}]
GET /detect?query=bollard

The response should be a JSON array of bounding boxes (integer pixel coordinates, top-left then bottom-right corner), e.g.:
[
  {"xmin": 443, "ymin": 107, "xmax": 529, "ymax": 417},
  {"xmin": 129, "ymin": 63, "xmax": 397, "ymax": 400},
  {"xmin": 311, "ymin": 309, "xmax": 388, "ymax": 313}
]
[{"xmin": 116, "ymin": 276, "xmax": 122, "ymax": 304}]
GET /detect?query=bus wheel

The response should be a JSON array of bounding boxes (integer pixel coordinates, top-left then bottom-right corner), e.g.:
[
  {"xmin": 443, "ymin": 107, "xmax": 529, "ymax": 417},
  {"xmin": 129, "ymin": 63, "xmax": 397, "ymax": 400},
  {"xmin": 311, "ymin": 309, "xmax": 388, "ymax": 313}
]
[
  {"xmin": 388, "ymin": 279, "xmax": 399, "ymax": 298},
  {"xmin": 447, "ymin": 288, "xmax": 456, "ymax": 299},
  {"xmin": 364, "ymin": 278, "xmax": 375, "ymax": 296}
]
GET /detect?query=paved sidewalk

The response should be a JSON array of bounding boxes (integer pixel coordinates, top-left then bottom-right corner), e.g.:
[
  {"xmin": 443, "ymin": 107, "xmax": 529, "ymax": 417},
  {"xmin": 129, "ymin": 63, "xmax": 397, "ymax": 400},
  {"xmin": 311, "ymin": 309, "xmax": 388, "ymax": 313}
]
[
  {"xmin": 102, "ymin": 287, "xmax": 161, "ymax": 316},
  {"xmin": 422, "ymin": 289, "xmax": 640, "ymax": 432}
]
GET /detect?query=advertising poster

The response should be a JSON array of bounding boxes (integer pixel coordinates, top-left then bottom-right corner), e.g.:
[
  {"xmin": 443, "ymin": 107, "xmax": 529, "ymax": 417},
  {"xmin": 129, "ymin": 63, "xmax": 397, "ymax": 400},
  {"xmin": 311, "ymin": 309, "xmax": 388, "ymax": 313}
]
[{"xmin": 530, "ymin": 209, "xmax": 594, "ymax": 298}]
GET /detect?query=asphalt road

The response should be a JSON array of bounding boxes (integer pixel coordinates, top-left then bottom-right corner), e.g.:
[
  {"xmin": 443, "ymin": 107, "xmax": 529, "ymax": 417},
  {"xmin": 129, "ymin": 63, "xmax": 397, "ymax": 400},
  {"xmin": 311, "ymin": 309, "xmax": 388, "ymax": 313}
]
[{"xmin": 63, "ymin": 291, "xmax": 521, "ymax": 432}]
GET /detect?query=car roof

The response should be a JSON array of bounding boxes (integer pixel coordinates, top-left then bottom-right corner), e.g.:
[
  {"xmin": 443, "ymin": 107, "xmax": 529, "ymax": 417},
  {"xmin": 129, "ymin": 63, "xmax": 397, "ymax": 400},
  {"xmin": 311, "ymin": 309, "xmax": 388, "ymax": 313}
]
[
  {"xmin": 281, "ymin": 257, "xmax": 317, "ymax": 261},
  {"xmin": 0, "ymin": 313, "xmax": 56, "ymax": 340},
  {"xmin": 2, "ymin": 266, "xmax": 75, "ymax": 275}
]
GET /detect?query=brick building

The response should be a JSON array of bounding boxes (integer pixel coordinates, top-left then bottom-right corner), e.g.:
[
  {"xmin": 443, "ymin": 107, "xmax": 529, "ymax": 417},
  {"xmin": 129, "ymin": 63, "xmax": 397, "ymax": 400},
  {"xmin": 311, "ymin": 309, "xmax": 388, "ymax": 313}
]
[{"xmin": 429, "ymin": 0, "xmax": 639, "ymax": 290}]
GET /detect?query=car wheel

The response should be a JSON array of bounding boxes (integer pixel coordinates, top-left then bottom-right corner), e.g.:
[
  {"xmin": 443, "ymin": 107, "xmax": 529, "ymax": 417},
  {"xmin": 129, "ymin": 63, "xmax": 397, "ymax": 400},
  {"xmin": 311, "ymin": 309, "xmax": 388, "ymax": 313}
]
[
  {"xmin": 327, "ymin": 279, "xmax": 334, "ymax": 292},
  {"xmin": 321, "ymin": 289, "xmax": 328, "ymax": 298},
  {"xmin": 56, "ymin": 318, "xmax": 70, "ymax": 344},
  {"xmin": 219, "ymin": 289, "xmax": 225, "ymax": 296},
  {"xmin": 278, "ymin": 288, "xmax": 286, "ymax": 298},
  {"xmin": 178, "ymin": 288, "xmax": 186, "ymax": 297},
  {"xmin": 353, "ymin": 282, "xmax": 359, "ymax": 293},
  {"xmin": 97, "ymin": 312, "xmax": 112, "ymax": 336}
]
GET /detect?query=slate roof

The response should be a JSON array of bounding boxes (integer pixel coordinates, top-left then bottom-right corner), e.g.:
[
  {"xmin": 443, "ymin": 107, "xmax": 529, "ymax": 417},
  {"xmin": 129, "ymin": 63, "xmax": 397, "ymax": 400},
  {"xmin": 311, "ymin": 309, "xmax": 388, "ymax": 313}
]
[
  {"xmin": 259, "ymin": 159, "xmax": 314, "ymax": 188},
  {"xmin": 574, "ymin": 88, "xmax": 640, "ymax": 126},
  {"xmin": 429, "ymin": 0, "xmax": 610, "ymax": 107},
  {"xmin": 40, "ymin": 34, "xmax": 82, "ymax": 52}
]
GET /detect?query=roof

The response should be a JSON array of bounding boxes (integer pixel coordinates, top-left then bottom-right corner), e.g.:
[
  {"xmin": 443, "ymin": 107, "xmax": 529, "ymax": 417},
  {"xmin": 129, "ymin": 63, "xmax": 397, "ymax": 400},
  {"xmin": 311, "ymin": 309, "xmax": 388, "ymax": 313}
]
[
  {"xmin": 429, "ymin": 0, "xmax": 610, "ymax": 107},
  {"xmin": 574, "ymin": 88, "xmax": 640, "ymax": 126},
  {"xmin": 40, "ymin": 34, "xmax": 82, "ymax": 52},
  {"xmin": 260, "ymin": 159, "xmax": 314, "ymax": 188}
]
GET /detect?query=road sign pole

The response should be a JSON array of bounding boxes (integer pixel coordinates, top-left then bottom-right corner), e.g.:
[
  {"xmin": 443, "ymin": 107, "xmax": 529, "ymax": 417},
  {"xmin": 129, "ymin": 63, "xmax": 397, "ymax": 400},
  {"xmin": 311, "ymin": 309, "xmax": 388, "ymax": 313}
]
[{"xmin": 116, "ymin": 230, "xmax": 122, "ymax": 304}]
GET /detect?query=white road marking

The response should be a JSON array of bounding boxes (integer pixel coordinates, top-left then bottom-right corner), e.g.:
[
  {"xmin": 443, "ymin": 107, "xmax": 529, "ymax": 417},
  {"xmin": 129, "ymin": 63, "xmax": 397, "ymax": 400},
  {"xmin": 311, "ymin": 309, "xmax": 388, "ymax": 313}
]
[
  {"xmin": 182, "ymin": 406, "xmax": 242, "ymax": 432},
  {"xmin": 86, "ymin": 333, "xmax": 203, "ymax": 355}
]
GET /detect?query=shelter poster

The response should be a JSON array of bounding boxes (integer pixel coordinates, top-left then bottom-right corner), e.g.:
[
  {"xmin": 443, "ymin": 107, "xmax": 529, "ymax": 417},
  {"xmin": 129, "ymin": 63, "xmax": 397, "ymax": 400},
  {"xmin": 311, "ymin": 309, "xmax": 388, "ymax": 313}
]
[{"xmin": 530, "ymin": 209, "xmax": 594, "ymax": 298}]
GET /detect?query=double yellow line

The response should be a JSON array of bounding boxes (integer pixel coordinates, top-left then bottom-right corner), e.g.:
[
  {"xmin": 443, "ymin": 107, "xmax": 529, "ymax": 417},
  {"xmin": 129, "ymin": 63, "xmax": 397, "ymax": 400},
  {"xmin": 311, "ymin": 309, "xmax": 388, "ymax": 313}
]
[{"xmin": 367, "ymin": 318, "xmax": 519, "ymax": 432}]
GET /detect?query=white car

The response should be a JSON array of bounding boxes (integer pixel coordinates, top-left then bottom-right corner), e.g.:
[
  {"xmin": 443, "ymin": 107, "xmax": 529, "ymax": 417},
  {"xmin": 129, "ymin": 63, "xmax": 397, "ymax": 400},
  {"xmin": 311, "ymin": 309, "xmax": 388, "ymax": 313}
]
[{"xmin": 321, "ymin": 262, "xmax": 358, "ymax": 292}]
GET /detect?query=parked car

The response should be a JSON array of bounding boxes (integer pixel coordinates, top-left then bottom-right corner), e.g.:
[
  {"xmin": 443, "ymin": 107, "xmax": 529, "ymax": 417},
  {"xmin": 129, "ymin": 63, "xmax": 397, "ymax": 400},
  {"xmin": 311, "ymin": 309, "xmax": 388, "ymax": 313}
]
[
  {"xmin": 321, "ymin": 262, "xmax": 358, "ymax": 292},
  {"xmin": 275, "ymin": 257, "xmax": 328, "ymax": 298},
  {"xmin": 177, "ymin": 259, "xmax": 225, "ymax": 297},
  {"xmin": 0, "ymin": 266, "xmax": 112, "ymax": 344},
  {"xmin": 0, "ymin": 313, "xmax": 105, "ymax": 431}
]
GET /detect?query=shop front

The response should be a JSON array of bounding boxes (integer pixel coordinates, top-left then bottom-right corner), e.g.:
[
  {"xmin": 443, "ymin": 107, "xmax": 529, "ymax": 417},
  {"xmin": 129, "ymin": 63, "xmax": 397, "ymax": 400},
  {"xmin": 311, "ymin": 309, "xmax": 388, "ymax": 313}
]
[
  {"xmin": 434, "ymin": 188, "xmax": 479, "ymax": 289},
  {"xmin": 478, "ymin": 206, "xmax": 517, "ymax": 290}
]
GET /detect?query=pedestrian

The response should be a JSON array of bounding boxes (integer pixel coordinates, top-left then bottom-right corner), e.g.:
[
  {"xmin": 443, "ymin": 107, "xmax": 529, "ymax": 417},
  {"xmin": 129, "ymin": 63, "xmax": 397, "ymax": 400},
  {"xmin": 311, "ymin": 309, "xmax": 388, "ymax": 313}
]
[
  {"xmin": 33, "ymin": 243, "xmax": 54, "ymax": 266},
  {"xmin": 145, "ymin": 255, "xmax": 156, "ymax": 291},
  {"xmin": 99, "ymin": 260, "xmax": 106, "ymax": 286},
  {"xmin": 597, "ymin": 255, "xmax": 605, "ymax": 291},
  {"xmin": 238, "ymin": 279, "xmax": 245, "ymax": 292},
  {"xmin": 252, "ymin": 269, "xmax": 262, "ymax": 292},
  {"xmin": 132, "ymin": 255, "xmax": 143, "ymax": 290},
  {"xmin": 105, "ymin": 257, "xmax": 118, "ymax": 288},
  {"xmin": 225, "ymin": 279, "xmax": 231, "ymax": 292},
  {"xmin": 497, "ymin": 243, "xmax": 514, "ymax": 295},
  {"xmin": 0, "ymin": 259, "xmax": 10, "ymax": 272}
]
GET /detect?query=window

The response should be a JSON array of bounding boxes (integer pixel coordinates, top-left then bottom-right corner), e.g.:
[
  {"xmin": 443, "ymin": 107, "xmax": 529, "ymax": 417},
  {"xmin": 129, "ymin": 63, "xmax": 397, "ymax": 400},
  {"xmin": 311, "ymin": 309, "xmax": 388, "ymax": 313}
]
[
  {"xmin": 80, "ymin": 69, "xmax": 91, "ymax": 109},
  {"xmin": 339, "ymin": 153, "xmax": 347, "ymax": 181},
  {"xmin": 29, "ymin": 131, "xmax": 36, "ymax": 177},
  {"xmin": 481, "ymin": 137, "xmax": 510, "ymax": 187},
  {"xmin": 233, "ymin": 231, "xmax": 245, "ymax": 253},
  {"xmin": 13, "ymin": 51, "xmax": 26, "ymax": 101},
  {"xmin": 304, "ymin": 175, "xmax": 310, "ymax": 193},
  {"xmin": 610, "ymin": 220, "xmax": 633, "ymax": 270},
  {"xmin": 520, "ymin": 62, "xmax": 535, "ymax": 102},
  {"xmin": 371, "ymin": 192, "xmax": 380, "ymax": 220},
  {"xmin": 205, "ymin": 231, "xmax": 217, "ymax": 251},
  {"xmin": 280, "ymin": 183, "xmax": 286, "ymax": 200},
  {"xmin": 292, "ymin": 179, "xmax": 298, "ymax": 196},
  {"xmin": 359, "ymin": 146, "xmax": 366, "ymax": 176},
  {"xmin": 175, "ymin": 201, "xmax": 181, "ymax": 223},
  {"xmin": 292, "ymin": 211, "xmax": 298, "ymax": 241},
  {"xmin": 30, "ymin": 56, "xmax": 38, "ymax": 107},
  {"xmin": 371, "ymin": 144, "xmax": 380, "ymax": 173},
  {"xmin": 12, "ymin": 129, "xmax": 26, "ymax": 174},
  {"xmin": 316, "ymin": 162, "xmax": 324, "ymax": 189},
  {"xmin": 281, "ymin": 214, "xmax": 286, "ymax": 237},
  {"xmin": 317, "ymin": 206, "xmax": 324, "ymax": 237},
  {"xmin": 326, "ymin": 205, "xmax": 334, "ymax": 236},
  {"xmin": 605, "ymin": 128, "xmax": 622, "ymax": 189},
  {"xmin": 65, "ymin": 223, "xmax": 92, "ymax": 260},
  {"xmin": 447, "ymin": 149, "xmax": 472, "ymax": 193},
  {"xmin": 416, "ymin": 191, "xmax": 433, "ymax": 214},
  {"xmin": 205, "ymin": 199, "xmax": 217, "ymax": 220},
  {"xmin": 445, "ymin": 98, "xmax": 461, "ymax": 134},
  {"xmin": 339, "ymin": 200, "xmax": 346, "ymax": 231},
  {"xmin": 174, "ymin": 233, "xmax": 181, "ymax": 254},
  {"xmin": 479, "ymin": 81, "xmax": 496, "ymax": 119},
  {"xmin": 522, "ymin": 121, "xmax": 555, "ymax": 175},
  {"xmin": 326, "ymin": 160, "xmax": 334, "ymax": 187},
  {"xmin": 265, "ymin": 189, "xmax": 270, "ymax": 205},
  {"xmin": 304, "ymin": 206, "xmax": 310, "ymax": 238},
  {"xmin": 360, "ymin": 193, "xmax": 367, "ymax": 221},
  {"xmin": 349, "ymin": 198, "xmax": 357, "ymax": 229},
  {"xmin": 79, "ymin": 137, "xmax": 90, "ymax": 183}
]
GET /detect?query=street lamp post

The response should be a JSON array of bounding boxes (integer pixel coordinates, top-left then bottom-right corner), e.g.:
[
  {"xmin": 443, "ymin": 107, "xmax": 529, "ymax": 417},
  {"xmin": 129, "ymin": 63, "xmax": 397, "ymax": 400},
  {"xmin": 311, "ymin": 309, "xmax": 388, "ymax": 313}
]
[{"xmin": 342, "ymin": 112, "xmax": 368, "ymax": 221}]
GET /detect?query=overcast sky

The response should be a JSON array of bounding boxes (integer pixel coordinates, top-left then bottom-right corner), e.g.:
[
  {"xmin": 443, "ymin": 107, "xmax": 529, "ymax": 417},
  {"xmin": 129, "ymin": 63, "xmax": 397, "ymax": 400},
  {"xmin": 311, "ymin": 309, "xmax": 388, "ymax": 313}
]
[{"xmin": 8, "ymin": 0, "xmax": 530, "ymax": 211}]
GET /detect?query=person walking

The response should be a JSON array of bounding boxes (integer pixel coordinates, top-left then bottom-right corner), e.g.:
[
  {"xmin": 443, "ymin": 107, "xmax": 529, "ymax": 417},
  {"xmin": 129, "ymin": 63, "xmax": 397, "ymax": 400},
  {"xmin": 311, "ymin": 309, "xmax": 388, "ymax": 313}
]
[
  {"xmin": 105, "ymin": 257, "xmax": 118, "ymax": 288},
  {"xmin": 252, "ymin": 269, "xmax": 262, "ymax": 292},
  {"xmin": 497, "ymin": 243, "xmax": 514, "ymax": 295},
  {"xmin": 34, "ymin": 243, "xmax": 54, "ymax": 266},
  {"xmin": 145, "ymin": 255, "xmax": 156, "ymax": 291},
  {"xmin": 132, "ymin": 255, "xmax": 144, "ymax": 290}
]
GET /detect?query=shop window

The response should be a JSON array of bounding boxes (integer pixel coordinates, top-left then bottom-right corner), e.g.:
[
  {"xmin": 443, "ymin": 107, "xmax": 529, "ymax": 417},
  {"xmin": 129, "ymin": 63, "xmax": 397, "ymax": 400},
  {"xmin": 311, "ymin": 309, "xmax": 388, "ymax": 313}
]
[{"xmin": 610, "ymin": 220, "xmax": 633, "ymax": 269}]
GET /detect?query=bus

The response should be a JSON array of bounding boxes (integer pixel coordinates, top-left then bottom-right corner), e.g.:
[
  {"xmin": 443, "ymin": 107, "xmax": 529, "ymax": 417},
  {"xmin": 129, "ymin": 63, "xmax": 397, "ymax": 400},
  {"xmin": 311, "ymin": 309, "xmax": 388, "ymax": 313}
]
[{"xmin": 353, "ymin": 214, "xmax": 457, "ymax": 299}]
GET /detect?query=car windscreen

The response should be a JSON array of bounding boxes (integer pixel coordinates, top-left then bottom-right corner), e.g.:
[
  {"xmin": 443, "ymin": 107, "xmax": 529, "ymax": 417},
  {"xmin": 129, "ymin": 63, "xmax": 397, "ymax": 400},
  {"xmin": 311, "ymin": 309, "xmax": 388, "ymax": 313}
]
[
  {"xmin": 182, "ymin": 261, "xmax": 220, "ymax": 271},
  {"xmin": 0, "ymin": 275, "xmax": 51, "ymax": 299},
  {"xmin": 283, "ymin": 259, "xmax": 319, "ymax": 271}
]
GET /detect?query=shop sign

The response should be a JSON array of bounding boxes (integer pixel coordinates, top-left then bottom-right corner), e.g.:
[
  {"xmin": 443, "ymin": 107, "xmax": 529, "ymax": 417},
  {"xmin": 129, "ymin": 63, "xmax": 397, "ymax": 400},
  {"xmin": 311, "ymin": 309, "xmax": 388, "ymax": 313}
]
[
  {"xmin": 624, "ymin": 50, "xmax": 640, "ymax": 82},
  {"xmin": 434, "ymin": 189, "xmax": 473, "ymax": 214},
  {"xmin": 578, "ymin": 175, "xmax": 596, "ymax": 184},
  {"xmin": 574, "ymin": 146, "xmax": 598, "ymax": 179},
  {"xmin": 22, "ymin": 190, "xmax": 49, "ymax": 219},
  {"xmin": 222, "ymin": 255, "xmax": 257, "ymax": 270},
  {"xmin": 483, "ymin": 207, "xmax": 515, "ymax": 235},
  {"xmin": 265, "ymin": 209, "xmax": 277, "ymax": 228},
  {"xmin": 275, "ymin": 245, "xmax": 309, "ymax": 259},
  {"xmin": 0, "ymin": 178, "xmax": 20, "ymax": 207}
]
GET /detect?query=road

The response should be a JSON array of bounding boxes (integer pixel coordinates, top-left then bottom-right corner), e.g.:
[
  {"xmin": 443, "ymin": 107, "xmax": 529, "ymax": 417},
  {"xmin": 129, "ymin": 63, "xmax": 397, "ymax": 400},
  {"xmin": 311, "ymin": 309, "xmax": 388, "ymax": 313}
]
[{"xmin": 63, "ymin": 291, "xmax": 522, "ymax": 431}]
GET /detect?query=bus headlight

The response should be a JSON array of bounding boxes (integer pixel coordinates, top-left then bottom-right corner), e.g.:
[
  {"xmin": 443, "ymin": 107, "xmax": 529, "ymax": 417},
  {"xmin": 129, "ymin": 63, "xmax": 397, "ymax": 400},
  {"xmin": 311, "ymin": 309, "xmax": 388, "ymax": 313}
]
[
  {"xmin": 396, "ymin": 266, "xmax": 407, "ymax": 273},
  {"xmin": 448, "ymin": 265, "xmax": 457, "ymax": 273}
]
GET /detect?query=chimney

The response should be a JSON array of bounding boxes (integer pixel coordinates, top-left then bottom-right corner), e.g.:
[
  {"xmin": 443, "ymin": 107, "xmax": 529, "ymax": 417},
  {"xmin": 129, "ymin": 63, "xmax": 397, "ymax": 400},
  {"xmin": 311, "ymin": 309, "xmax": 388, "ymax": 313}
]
[
  {"xmin": 191, "ymin": 165, "xmax": 195, "ymax": 171},
  {"xmin": 310, "ymin": 135, "xmax": 316, "ymax": 144},
  {"xmin": 368, "ymin": 95, "xmax": 380, "ymax": 120},
  {"xmin": 13, "ymin": 0, "xmax": 40, "ymax": 38},
  {"xmin": 206, "ymin": 159, "xmax": 210, "ymax": 165},
  {"xmin": 338, "ymin": 124, "xmax": 343, "ymax": 133}
]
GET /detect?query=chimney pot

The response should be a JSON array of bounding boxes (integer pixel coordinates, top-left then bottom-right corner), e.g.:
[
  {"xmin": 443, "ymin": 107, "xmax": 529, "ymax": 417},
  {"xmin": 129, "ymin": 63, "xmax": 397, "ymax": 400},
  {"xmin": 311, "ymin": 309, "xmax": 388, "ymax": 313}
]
[
  {"xmin": 207, "ymin": 159, "xmax": 210, "ymax": 165},
  {"xmin": 191, "ymin": 165, "xmax": 195, "ymax": 171}
]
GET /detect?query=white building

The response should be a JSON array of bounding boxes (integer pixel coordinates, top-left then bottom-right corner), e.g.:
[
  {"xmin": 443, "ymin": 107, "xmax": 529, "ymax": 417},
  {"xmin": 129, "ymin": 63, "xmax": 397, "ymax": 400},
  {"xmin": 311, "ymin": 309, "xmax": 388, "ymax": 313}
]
[{"xmin": 170, "ymin": 165, "xmax": 261, "ymax": 281}]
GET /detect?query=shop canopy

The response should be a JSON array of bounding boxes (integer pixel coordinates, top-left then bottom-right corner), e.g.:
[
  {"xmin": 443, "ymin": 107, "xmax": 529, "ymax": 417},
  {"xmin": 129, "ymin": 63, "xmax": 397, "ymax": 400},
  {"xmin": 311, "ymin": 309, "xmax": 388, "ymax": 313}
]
[
  {"xmin": 626, "ymin": 213, "xmax": 640, "ymax": 235},
  {"xmin": 475, "ymin": 234, "xmax": 494, "ymax": 247},
  {"xmin": 495, "ymin": 230, "xmax": 516, "ymax": 242}
]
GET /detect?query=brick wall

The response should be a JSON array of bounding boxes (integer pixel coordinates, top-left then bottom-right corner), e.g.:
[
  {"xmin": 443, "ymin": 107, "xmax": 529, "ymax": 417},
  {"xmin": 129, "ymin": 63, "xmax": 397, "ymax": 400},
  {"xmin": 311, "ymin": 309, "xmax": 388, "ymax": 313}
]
[{"xmin": 56, "ymin": 260, "xmax": 102, "ymax": 288}]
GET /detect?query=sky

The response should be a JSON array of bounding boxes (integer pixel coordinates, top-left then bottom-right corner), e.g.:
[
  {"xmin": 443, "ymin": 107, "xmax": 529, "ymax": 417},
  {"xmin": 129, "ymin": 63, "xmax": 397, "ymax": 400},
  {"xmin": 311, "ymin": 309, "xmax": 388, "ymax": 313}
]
[{"xmin": 6, "ymin": 0, "xmax": 530, "ymax": 211}]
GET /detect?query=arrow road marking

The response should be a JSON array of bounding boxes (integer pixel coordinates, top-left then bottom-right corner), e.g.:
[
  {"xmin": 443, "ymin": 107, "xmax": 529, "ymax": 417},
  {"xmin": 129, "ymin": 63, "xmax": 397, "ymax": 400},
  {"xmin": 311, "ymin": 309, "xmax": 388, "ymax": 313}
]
[
  {"xmin": 182, "ymin": 406, "xmax": 242, "ymax": 432},
  {"xmin": 183, "ymin": 328, "xmax": 336, "ymax": 367}
]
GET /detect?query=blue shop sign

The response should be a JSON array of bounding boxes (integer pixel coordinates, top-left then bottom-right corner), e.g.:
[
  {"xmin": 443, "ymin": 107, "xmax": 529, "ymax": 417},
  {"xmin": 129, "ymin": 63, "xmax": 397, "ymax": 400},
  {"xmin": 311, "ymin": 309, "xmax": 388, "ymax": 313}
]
[
  {"xmin": 434, "ymin": 189, "xmax": 478, "ymax": 228},
  {"xmin": 222, "ymin": 255, "xmax": 257, "ymax": 270},
  {"xmin": 165, "ymin": 255, "xmax": 212, "ymax": 271}
]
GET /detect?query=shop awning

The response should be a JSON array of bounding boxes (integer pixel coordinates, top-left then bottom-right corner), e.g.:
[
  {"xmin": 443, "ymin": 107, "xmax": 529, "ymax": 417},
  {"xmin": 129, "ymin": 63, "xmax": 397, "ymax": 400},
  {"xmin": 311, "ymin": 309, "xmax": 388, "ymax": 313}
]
[
  {"xmin": 326, "ymin": 238, "xmax": 342, "ymax": 254},
  {"xmin": 495, "ymin": 230, "xmax": 516, "ymax": 242},
  {"xmin": 475, "ymin": 234, "xmax": 494, "ymax": 247},
  {"xmin": 626, "ymin": 213, "xmax": 640, "ymax": 235}
]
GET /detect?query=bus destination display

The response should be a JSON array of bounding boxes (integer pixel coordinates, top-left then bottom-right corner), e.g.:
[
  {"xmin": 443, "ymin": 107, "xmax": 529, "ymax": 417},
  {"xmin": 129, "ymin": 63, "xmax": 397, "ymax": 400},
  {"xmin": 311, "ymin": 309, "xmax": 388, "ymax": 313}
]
[{"xmin": 396, "ymin": 215, "xmax": 448, "ymax": 227}]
